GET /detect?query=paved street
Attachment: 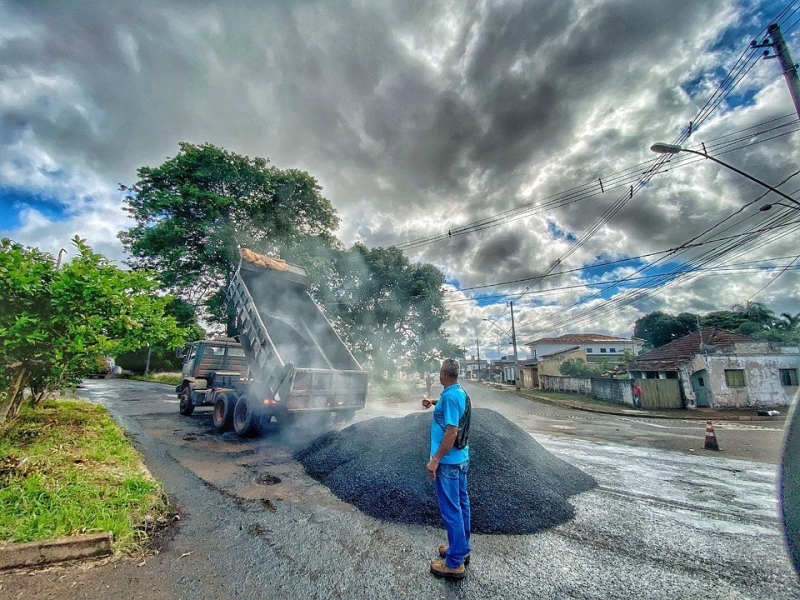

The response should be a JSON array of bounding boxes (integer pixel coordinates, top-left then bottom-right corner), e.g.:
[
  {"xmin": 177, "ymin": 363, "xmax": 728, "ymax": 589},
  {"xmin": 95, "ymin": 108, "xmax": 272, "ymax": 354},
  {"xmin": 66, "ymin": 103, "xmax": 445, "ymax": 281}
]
[{"xmin": 2, "ymin": 378, "xmax": 797, "ymax": 599}]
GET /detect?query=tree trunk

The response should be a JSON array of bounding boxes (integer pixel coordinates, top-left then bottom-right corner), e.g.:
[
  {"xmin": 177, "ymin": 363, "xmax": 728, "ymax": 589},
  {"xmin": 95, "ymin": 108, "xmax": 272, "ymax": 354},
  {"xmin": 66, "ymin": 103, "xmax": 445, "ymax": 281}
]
[{"xmin": 0, "ymin": 365, "xmax": 27, "ymax": 424}]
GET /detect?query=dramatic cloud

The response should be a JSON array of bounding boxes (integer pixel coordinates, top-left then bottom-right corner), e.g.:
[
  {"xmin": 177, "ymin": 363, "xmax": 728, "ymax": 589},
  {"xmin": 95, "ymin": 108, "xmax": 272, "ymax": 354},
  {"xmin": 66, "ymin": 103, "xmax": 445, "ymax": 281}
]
[{"xmin": 1, "ymin": 0, "xmax": 798, "ymax": 357}]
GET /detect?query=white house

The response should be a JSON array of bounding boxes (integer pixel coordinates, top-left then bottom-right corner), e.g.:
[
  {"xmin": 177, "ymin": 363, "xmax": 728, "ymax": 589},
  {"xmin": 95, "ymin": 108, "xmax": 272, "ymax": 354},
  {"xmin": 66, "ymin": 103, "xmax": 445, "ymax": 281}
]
[{"xmin": 526, "ymin": 333, "xmax": 644, "ymax": 363}]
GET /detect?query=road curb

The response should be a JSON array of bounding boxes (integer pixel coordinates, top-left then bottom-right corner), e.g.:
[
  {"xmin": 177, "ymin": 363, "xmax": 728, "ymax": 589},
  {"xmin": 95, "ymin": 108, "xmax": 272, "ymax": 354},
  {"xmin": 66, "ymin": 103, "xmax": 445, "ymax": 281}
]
[
  {"xmin": 506, "ymin": 389, "xmax": 786, "ymax": 422},
  {"xmin": 0, "ymin": 532, "xmax": 113, "ymax": 570}
]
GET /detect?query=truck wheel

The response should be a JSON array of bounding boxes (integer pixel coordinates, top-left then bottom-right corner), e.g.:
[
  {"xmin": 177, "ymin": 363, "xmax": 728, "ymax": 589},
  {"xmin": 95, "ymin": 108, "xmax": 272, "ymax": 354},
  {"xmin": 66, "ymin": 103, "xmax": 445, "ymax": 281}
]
[
  {"xmin": 213, "ymin": 391, "xmax": 236, "ymax": 431},
  {"xmin": 233, "ymin": 394, "xmax": 259, "ymax": 436},
  {"xmin": 179, "ymin": 387, "xmax": 195, "ymax": 416}
]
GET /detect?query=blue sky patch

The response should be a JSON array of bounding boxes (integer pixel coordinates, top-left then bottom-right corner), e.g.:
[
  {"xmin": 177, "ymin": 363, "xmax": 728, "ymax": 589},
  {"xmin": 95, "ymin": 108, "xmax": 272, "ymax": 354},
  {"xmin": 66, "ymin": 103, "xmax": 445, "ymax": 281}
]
[
  {"xmin": 547, "ymin": 220, "xmax": 577, "ymax": 242},
  {"xmin": 0, "ymin": 188, "xmax": 70, "ymax": 230}
]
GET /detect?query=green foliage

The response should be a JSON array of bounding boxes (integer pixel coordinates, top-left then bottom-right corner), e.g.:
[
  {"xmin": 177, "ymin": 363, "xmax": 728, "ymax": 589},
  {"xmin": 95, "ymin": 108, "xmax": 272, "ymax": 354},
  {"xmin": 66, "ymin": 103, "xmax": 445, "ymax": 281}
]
[
  {"xmin": 636, "ymin": 303, "xmax": 799, "ymax": 348},
  {"xmin": 0, "ymin": 399, "xmax": 168, "ymax": 551},
  {"xmin": 559, "ymin": 358, "xmax": 603, "ymax": 378},
  {"xmin": 634, "ymin": 311, "xmax": 698, "ymax": 349},
  {"xmin": 0, "ymin": 237, "xmax": 186, "ymax": 423},
  {"xmin": 118, "ymin": 142, "xmax": 340, "ymax": 325},
  {"xmin": 114, "ymin": 298, "xmax": 203, "ymax": 374},
  {"xmin": 320, "ymin": 243, "xmax": 460, "ymax": 374}
]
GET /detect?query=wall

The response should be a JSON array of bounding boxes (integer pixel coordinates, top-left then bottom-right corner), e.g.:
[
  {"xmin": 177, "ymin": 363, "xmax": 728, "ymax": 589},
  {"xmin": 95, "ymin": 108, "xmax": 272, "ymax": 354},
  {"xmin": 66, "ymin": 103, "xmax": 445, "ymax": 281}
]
[
  {"xmin": 591, "ymin": 378, "xmax": 633, "ymax": 406},
  {"xmin": 538, "ymin": 349, "xmax": 586, "ymax": 385},
  {"xmin": 540, "ymin": 375, "xmax": 592, "ymax": 395},
  {"xmin": 704, "ymin": 353, "xmax": 799, "ymax": 407}
]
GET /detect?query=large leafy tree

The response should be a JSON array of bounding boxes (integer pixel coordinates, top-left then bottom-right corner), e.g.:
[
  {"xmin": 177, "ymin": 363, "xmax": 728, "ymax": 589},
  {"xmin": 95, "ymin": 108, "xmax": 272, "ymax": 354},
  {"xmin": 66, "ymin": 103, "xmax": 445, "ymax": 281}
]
[
  {"xmin": 633, "ymin": 311, "xmax": 698, "ymax": 349},
  {"xmin": 0, "ymin": 237, "xmax": 186, "ymax": 424},
  {"xmin": 118, "ymin": 142, "xmax": 340, "ymax": 324},
  {"xmin": 322, "ymin": 244, "xmax": 462, "ymax": 374},
  {"xmin": 636, "ymin": 303, "xmax": 798, "ymax": 348}
]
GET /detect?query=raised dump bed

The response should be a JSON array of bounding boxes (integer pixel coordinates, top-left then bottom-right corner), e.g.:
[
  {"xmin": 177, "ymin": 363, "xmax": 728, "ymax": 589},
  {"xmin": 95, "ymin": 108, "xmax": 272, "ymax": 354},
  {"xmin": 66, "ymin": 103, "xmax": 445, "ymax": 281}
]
[{"xmin": 176, "ymin": 248, "xmax": 368, "ymax": 436}]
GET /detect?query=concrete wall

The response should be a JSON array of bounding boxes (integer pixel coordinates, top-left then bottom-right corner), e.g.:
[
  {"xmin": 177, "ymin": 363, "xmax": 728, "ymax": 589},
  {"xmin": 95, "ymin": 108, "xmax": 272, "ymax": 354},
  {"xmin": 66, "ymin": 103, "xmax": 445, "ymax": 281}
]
[
  {"xmin": 704, "ymin": 354, "xmax": 799, "ymax": 407},
  {"xmin": 591, "ymin": 377, "xmax": 633, "ymax": 406},
  {"xmin": 540, "ymin": 375, "xmax": 592, "ymax": 395}
]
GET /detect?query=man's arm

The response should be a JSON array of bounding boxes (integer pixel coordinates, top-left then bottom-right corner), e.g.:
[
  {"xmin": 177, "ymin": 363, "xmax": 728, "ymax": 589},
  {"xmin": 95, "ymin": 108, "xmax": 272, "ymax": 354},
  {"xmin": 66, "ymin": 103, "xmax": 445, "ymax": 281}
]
[
  {"xmin": 422, "ymin": 397, "xmax": 438, "ymax": 408},
  {"xmin": 426, "ymin": 425, "xmax": 457, "ymax": 479}
]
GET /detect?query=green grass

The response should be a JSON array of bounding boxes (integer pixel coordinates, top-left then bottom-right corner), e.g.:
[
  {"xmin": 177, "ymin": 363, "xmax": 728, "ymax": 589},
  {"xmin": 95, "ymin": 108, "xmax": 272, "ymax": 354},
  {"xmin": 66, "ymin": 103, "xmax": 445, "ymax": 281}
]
[
  {"xmin": 132, "ymin": 372, "xmax": 181, "ymax": 386},
  {"xmin": 0, "ymin": 399, "xmax": 169, "ymax": 553}
]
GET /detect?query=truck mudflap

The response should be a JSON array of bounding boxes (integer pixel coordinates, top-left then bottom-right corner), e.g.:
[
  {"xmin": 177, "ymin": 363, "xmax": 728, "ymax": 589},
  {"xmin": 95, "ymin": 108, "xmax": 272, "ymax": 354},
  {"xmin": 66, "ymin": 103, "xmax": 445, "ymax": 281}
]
[{"xmin": 284, "ymin": 368, "xmax": 369, "ymax": 412}]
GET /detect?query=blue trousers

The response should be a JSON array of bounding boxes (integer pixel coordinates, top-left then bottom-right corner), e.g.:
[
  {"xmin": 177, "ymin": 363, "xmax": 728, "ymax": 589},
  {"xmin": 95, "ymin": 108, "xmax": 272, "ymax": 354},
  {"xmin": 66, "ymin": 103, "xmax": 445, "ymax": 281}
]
[{"xmin": 435, "ymin": 461, "xmax": 471, "ymax": 568}]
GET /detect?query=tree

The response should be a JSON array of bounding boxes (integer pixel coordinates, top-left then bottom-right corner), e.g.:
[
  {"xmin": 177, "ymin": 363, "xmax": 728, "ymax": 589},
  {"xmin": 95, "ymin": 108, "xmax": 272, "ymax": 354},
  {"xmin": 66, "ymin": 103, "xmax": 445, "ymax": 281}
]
[
  {"xmin": 634, "ymin": 311, "xmax": 698, "ymax": 349},
  {"xmin": 0, "ymin": 237, "xmax": 186, "ymax": 424},
  {"xmin": 114, "ymin": 298, "xmax": 204, "ymax": 373},
  {"xmin": 322, "ymin": 244, "xmax": 460, "ymax": 374},
  {"xmin": 701, "ymin": 310, "xmax": 746, "ymax": 331},
  {"xmin": 559, "ymin": 358, "xmax": 602, "ymax": 378},
  {"xmin": 732, "ymin": 301, "xmax": 776, "ymax": 328},
  {"xmin": 118, "ymin": 142, "xmax": 340, "ymax": 326}
]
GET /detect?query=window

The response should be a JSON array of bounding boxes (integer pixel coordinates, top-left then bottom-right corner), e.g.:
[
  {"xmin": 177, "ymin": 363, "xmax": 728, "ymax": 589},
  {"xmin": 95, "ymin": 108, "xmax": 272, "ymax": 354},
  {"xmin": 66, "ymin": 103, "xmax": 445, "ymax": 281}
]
[
  {"xmin": 586, "ymin": 348, "xmax": 593, "ymax": 353},
  {"xmin": 600, "ymin": 348, "xmax": 607, "ymax": 353},
  {"xmin": 725, "ymin": 369, "xmax": 746, "ymax": 388},
  {"xmin": 698, "ymin": 377, "xmax": 704, "ymax": 387},
  {"xmin": 780, "ymin": 369, "xmax": 799, "ymax": 386},
  {"xmin": 609, "ymin": 348, "xmax": 616, "ymax": 353}
]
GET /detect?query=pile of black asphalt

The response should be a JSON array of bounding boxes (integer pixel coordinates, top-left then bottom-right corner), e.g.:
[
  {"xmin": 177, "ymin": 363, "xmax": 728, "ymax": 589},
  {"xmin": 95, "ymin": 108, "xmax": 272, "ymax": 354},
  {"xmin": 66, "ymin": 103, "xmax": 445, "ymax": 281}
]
[{"xmin": 294, "ymin": 408, "xmax": 597, "ymax": 535}]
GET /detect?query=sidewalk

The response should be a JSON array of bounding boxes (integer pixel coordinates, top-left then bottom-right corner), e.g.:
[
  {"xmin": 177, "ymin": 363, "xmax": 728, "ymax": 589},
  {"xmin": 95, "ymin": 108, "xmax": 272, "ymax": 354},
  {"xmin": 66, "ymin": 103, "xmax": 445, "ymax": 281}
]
[{"xmin": 480, "ymin": 382, "xmax": 787, "ymax": 423}]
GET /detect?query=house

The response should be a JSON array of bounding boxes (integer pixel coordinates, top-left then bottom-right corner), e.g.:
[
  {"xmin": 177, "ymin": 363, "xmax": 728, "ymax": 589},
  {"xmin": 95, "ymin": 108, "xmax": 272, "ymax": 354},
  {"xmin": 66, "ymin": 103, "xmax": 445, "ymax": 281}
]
[
  {"xmin": 489, "ymin": 355, "xmax": 518, "ymax": 384},
  {"xmin": 538, "ymin": 346, "xmax": 584, "ymax": 379},
  {"xmin": 459, "ymin": 357, "xmax": 489, "ymax": 380},
  {"xmin": 627, "ymin": 327, "xmax": 799, "ymax": 408},
  {"xmin": 526, "ymin": 334, "xmax": 644, "ymax": 363}
]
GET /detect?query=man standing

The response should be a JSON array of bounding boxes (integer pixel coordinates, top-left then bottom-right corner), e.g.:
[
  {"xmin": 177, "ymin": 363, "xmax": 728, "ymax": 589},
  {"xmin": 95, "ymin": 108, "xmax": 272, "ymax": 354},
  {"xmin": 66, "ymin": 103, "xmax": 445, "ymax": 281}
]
[
  {"xmin": 632, "ymin": 382, "xmax": 643, "ymax": 409},
  {"xmin": 425, "ymin": 372, "xmax": 433, "ymax": 397},
  {"xmin": 422, "ymin": 358, "xmax": 471, "ymax": 580}
]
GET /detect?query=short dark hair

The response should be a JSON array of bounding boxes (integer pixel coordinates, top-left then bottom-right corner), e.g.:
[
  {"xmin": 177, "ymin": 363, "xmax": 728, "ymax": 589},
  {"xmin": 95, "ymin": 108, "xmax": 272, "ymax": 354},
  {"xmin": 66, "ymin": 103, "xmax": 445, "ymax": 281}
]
[{"xmin": 441, "ymin": 358, "xmax": 459, "ymax": 378}]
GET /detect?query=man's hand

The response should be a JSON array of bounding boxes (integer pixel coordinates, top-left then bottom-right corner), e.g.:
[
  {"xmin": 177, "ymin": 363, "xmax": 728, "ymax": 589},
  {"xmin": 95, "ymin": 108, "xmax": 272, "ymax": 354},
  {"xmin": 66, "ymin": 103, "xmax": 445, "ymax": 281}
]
[
  {"xmin": 426, "ymin": 457, "xmax": 439, "ymax": 479},
  {"xmin": 422, "ymin": 396, "xmax": 434, "ymax": 409}
]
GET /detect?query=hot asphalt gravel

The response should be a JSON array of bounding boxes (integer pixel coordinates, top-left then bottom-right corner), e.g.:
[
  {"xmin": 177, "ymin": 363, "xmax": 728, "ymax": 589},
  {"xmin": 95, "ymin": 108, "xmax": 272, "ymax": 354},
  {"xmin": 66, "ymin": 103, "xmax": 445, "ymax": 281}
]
[{"xmin": 296, "ymin": 408, "xmax": 597, "ymax": 534}]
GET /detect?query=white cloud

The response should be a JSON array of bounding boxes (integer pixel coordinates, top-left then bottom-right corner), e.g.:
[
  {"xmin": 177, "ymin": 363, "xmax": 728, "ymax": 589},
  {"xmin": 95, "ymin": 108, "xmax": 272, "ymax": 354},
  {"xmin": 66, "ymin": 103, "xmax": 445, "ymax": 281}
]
[{"xmin": 0, "ymin": 0, "xmax": 798, "ymax": 354}]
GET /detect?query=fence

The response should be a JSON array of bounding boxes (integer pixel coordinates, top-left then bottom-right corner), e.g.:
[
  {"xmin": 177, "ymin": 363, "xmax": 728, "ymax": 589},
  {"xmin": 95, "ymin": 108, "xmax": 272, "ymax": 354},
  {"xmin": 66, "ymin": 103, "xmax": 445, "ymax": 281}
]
[
  {"xmin": 539, "ymin": 375, "xmax": 683, "ymax": 410},
  {"xmin": 540, "ymin": 375, "xmax": 592, "ymax": 395}
]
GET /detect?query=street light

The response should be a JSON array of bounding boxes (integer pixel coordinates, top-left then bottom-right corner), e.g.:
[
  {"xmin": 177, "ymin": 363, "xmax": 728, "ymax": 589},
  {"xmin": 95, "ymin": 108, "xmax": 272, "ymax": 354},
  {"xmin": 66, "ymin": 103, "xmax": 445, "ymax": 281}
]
[
  {"xmin": 650, "ymin": 143, "xmax": 800, "ymax": 210},
  {"xmin": 760, "ymin": 202, "xmax": 800, "ymax": 212}
]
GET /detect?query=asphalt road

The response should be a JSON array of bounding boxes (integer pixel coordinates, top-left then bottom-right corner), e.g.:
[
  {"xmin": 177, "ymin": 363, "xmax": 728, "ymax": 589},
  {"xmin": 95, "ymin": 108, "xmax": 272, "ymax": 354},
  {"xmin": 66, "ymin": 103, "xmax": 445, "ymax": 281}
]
[{"xmin": 2, "ymin": 378, "xmax": 797, "ymax": 599}]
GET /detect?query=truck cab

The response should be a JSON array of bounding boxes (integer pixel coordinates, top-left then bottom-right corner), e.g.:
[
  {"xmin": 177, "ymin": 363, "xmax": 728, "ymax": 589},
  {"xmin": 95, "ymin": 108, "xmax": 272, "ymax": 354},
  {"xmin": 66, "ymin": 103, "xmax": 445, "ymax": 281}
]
[{"xmin": 176, "ymin": 340, "xmax": 249, "ymax": 415}]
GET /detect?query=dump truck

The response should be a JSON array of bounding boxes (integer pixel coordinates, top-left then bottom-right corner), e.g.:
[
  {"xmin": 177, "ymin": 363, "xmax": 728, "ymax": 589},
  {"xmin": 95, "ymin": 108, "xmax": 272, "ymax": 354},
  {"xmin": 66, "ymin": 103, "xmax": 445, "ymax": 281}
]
[{"xmin": 176, "ymin": 248, "xmax": 369, "ymax": 436}]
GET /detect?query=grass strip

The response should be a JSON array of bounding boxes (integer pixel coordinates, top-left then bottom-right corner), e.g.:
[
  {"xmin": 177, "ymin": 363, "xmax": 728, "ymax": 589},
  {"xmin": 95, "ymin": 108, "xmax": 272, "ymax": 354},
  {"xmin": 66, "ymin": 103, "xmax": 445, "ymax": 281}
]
[{"xmin": 0, "ymin": 398, "xmax": 169, "ymax": 554}]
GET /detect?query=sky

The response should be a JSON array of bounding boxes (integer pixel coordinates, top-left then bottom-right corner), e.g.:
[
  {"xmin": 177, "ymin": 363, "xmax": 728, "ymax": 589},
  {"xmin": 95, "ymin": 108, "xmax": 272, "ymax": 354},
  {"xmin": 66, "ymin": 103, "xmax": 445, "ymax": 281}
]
[{"xmin": 1, "ymin": 0, "xmax": 799, "ymax": 359}]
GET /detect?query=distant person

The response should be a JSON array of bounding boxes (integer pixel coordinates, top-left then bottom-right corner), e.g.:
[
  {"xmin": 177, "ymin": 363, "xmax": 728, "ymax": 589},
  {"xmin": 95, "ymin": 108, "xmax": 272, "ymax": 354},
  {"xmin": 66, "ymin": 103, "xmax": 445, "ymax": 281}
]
[
  {"xmin": 632, "ymin": 382, "xmax": 643, "ymax": 409},
  {"xmin": 421, "ymin": 358, "xmax": 471, "ymax": 580},
  {"xmin": 425, "ymin": 372, "xmax": 433, "ymax": 396}
]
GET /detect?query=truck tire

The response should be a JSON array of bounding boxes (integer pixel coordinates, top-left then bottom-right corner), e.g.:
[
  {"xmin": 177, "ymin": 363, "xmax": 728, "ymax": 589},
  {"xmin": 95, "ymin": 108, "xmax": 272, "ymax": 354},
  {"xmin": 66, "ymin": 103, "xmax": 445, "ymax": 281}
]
[
  {"xmin": 233, "ymin": 394, "xmax": 259, "ymax": 436},
  {"xmin": 179, "ymin": 387, "xmax": 195, "ymax": 416},
  {"xmin": 213, "ymin": 391, "xmax": 236, "ymax": 431}
]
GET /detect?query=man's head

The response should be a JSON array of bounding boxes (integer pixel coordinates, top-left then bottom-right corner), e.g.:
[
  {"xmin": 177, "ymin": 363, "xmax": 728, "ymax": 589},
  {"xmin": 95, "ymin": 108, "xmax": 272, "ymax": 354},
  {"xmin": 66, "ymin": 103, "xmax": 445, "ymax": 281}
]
[{"xmin": 440, "ymin": 358, "xmax": 459, "ymax": 386}]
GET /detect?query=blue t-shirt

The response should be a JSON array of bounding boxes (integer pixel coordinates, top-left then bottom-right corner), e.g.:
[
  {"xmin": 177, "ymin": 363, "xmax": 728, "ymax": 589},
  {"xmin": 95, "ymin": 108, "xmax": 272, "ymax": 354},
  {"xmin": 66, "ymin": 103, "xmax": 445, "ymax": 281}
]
[{"xmin": 430, "ymin": 383, "xmax": 469, "ymax": 465}]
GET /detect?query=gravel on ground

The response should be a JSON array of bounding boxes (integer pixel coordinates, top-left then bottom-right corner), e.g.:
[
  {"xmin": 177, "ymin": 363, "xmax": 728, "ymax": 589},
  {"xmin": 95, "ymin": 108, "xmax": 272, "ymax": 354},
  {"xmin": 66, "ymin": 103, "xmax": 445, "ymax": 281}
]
[{"xmin": 295, "ymin": 408, "xmax": 597, "ymax": 534}]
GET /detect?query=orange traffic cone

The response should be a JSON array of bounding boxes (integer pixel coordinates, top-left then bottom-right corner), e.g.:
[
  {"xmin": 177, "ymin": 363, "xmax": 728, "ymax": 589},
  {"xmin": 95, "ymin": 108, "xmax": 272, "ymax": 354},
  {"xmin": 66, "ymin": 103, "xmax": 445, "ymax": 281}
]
[{"xmin": 704, "ymin": 420, "xmax": 720, "ymax": 451}]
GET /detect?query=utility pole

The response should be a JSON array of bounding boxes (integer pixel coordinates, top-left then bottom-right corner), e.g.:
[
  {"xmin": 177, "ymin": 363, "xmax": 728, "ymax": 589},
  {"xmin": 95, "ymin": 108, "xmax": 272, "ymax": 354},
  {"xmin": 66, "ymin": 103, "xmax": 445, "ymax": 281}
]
[
  {"xmin": 510, "ymin": 301, "xmax": 521, "ymax": 391},
  {"xmin": 476, "ymin": 338, "xmax": 481, "ymax": 382},
  {"xmin": 753, "ymin": 23, "xmax": 800, "ymax": 119}
]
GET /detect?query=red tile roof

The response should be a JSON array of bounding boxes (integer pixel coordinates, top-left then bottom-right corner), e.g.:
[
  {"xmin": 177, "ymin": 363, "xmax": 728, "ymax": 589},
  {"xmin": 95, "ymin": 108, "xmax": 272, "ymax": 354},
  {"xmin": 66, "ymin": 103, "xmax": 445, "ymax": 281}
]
[
  {"xmin": 527, "ymin": 333, "xmax": 635, "ymax": 345},
  {"xmin": 630, "ymin": 327, "xmax": 758, "ymax": 372}
]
